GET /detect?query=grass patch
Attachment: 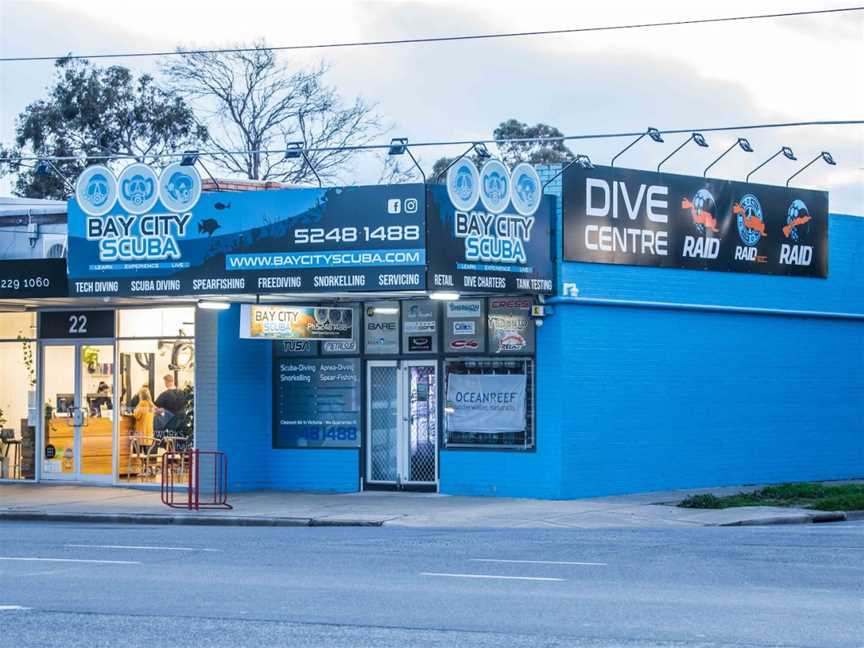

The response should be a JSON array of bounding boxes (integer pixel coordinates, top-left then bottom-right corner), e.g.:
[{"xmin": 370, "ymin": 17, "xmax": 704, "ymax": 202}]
[{"xmin": 678, "ymin": 482, "xmax": 864, "ymax": 511}]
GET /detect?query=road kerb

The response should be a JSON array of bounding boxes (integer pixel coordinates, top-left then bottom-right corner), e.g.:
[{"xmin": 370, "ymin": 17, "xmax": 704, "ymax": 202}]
[
  {"xmin": 719, "ymin": 511, "xmax": 847, "ymax": 526},
  {"xmin": 0, "ymin": 511, "xmax": 384, "ymax": 528}
]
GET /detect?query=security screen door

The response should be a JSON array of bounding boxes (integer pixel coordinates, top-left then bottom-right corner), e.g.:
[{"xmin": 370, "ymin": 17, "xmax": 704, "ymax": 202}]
[{"xmin": 366, "ymin": 360, "xmax": 438, "ymax": 487}]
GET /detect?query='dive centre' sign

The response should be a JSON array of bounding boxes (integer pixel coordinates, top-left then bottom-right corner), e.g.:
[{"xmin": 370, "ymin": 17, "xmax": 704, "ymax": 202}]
[{"xmin": 562, "ymin": 165, "xmax": 828, "ymax": 277}]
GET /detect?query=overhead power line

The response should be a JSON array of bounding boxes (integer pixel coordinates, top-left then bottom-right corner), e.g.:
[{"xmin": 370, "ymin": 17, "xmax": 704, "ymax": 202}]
[
  {"xmin": 1, "ymin": 6, "xmax": 861, "ymax": 63},
  {"xmin": 1, "ymin": 119, "xmax": 861, "ymax": 164}
]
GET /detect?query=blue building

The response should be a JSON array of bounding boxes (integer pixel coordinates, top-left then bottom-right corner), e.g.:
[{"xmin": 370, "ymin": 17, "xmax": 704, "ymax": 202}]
[
  {"xmin": 0, "ymin": 166, "xmax": 860, "ymax": 498},
  {"xmin": 197, "ymin": 174, "xmax": 863, "ymax": 498}
]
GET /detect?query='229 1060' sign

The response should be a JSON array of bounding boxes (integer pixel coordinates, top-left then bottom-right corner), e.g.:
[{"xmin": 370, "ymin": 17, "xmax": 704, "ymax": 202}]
[{"xmin": 562, "ymin": 165, "xmax": 828, "ymax": 278}]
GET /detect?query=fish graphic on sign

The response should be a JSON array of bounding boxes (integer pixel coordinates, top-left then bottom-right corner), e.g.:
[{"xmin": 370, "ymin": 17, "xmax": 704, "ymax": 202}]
[{"xmin": 198, "ymin": 218, "xmax": 221, "ymax": 236}]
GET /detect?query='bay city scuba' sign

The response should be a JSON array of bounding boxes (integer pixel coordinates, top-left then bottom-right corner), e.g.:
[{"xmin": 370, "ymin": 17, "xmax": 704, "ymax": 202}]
[
  {"xmin": 427, "ymin": 159, "xmax": 555, "ymax": 294},
  {"xmin": 562, "ymin": 165, "xmax": 828, "ymax": 278},
  {"xmin": 67, "ymin": 162, "xmax": 427, "ymax": 297}
]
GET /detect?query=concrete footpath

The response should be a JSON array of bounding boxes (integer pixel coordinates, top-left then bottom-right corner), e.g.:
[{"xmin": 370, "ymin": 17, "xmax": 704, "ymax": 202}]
[{"xmin": 0, "ymin": 481, "xmax": 854, "ymax": 528}]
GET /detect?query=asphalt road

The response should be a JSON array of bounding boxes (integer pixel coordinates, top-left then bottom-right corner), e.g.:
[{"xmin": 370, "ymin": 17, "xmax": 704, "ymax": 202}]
[{"xmin": 0, "ymin": 521, "xmax": 861, "ymax": 648}]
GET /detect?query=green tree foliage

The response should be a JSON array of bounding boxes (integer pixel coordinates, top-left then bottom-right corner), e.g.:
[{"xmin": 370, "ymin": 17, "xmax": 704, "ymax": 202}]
[
  {"xmin": 0, "ymin": 58, "xmax": 206, "ymax": 199},
  {"xmin": 492, "ymin": 119, "xmax": 575, "ymax": 167},
  {"xmin": 431, "ymin": 119, "xmax": 575, "ymax": 181}
]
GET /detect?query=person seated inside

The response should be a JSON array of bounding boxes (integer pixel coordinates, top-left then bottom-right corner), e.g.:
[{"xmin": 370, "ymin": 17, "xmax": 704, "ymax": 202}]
[
  {"xmin": 133, "ymin": 387, "xmax": 155, "ymax": 448},
  {"xmin": 154, "ymin": 373, "xmax": 188, "ymax": 435},
  {"xmin": 89, "ymin": 381, "xmax": 113, "ymax": 416}
]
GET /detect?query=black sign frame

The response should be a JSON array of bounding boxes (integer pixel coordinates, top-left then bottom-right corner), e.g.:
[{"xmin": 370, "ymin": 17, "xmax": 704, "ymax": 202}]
[
  {"xmin": 562, "ymin": 165, "xmax": 829, "ymax": 278},
  {"xmin": 39, "ymin": 310, "xmax": 116, "ymax": 339}
]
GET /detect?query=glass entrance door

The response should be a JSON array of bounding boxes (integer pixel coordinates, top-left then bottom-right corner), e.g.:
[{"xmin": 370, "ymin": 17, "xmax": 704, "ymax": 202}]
[
  {"xmin": 365, "ymin": 360, "xmax": 438, "ymax": 488},
  {"xmin": 42, "ymin": 342, "xmax": 114, "ymax": 482}
]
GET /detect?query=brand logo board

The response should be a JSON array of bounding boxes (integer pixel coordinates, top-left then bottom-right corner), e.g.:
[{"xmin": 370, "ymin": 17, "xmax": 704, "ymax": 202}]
[{"xmin": 562, "ymin": 165, "xmax": 828, "ymax": 278}]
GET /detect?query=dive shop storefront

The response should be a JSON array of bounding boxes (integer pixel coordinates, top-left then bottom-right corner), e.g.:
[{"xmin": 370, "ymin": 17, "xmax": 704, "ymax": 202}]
[{"xmin": 0, "ymin": 157, "xmax": 861, "ymax": 498}]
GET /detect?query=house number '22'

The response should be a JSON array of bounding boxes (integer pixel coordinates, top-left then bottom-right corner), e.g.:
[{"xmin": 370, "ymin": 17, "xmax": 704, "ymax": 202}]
[{"xmin": 68, "ymin": 314, "xmax": 88, "ymax": 334}]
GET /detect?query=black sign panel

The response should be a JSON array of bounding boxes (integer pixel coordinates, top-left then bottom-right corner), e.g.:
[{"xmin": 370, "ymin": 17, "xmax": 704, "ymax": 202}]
[
  {"xmin": 272, "ymin": 358, "xmax": 361, "ymax": 448},
  {"xmin": 40, "ymin": 310, "xmax": 115, "ymax": 339},
  {"xmin": 562, "ymin": 165, "xmax": 828, "ymax": 278},
  {"xmin": 67, "ymin": 184, "xmax": 426, "ymax": 297},
  {"xmin": 0, "ymin": 259, "xmax": 68, "ymax": 298},
  {"xmin": 427, "ymin": 185, "xmax": 555, "ymax": 294}
]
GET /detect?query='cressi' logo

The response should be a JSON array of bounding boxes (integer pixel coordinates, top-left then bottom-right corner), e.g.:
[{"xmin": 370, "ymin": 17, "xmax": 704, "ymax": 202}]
[
  {"xmin": 681, "ymin": 188, "xmax": 719, "ymax": 235},
  {"xmin": 783, "ymin": 199, "xmax": 812, "ymax": 241},
  {"xmin": 733, "ymin": 194, "xmax": 767, "ymax": 246}
]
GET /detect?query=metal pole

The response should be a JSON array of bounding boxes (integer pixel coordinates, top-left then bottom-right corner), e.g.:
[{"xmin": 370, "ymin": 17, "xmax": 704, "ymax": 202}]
[
  {"xmin": 656, "ymin": 136, "xmax": 692, "ymax": 173},
  {"xmin": 785, "ymin": 154, "xmax": 820, "ymax": 187},
  {"xmin": 610, "ymin": 133, "xmax": 645, "ymax": 167},
  {"xmin": 405, "ymin": 147, "xmax": 427, "ymax": 184},
  {"xmin": 746, "ymin": 149, "xmax": 782, "ymax": 183},
  {"xmin": 301, "ymin": 152, "xmax": 322, "ymax": 187},
  {"xmin": 703, "ymin": 141, "xmax": 738, "ymax": 177},
  {"xmin": 433, "ymin": 144, "xmax": 477, "ymax": 183}
]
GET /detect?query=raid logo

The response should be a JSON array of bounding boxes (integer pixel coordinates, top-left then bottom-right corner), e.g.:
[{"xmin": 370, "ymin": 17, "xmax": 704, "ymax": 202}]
[
  {"xmin": 733, "ymin": 194, "xmax": 768, "ymax": 263},
  {"xmin": 680, "ymin": 188, "xmax": 720, "ymax": 259},
  {"xmin": 779, "ymin": 199, "xmax": 814, "ymax": 266}
]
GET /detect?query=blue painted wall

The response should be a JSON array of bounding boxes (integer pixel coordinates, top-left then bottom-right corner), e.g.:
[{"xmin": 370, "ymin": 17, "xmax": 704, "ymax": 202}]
[
  {"xmin": 215, "ymin": 305, "xmax": 359, "ymax": 493},
  {"xmin": 215, "ymin": 305, "xmax": 272, "ymax": 491},
  {"xmin": 554, "ymin": 304, "xmax": 864, "ymax": 497}
]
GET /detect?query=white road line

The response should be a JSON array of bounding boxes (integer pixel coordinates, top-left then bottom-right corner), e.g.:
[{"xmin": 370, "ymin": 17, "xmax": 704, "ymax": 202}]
[
  {"xmin": 65, "ymin": 544, "xmax": 219, "ymax": 552},
  {"xmin": 421, "ymin": 572, "xmax": 565, "ymax": 582},
  {"xmin": 469, "ymin": 559, "xmax": 607, "ymax": 566},
  {"xmin": 0, "ymin": 606, "xmax": 31, "ymax": 611},
  {"xmin": 0, "ymin": 557, "xmax": 140, "ymax": 565}
]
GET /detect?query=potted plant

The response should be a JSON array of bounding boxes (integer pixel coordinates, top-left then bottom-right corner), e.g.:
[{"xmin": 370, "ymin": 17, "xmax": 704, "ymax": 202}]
[{"xmin": 82, "ymin": 346, "xmax": 100, "ymax": 374}]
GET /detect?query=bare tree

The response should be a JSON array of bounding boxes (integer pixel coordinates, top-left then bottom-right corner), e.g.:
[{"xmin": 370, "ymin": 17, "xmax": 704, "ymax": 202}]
[{"xmin": 163, "ymin": 42, "xmax": 383, "ymax": 184}]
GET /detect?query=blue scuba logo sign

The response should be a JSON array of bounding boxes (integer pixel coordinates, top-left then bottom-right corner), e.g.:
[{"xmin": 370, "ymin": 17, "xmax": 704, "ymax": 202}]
[
  {"xmin": 446, "ymin": 158, "xmax": 481, "ymax": 211},
  {"xmin": 447, "ymin": 160, "xmax": 539, "ymax": 266},
  {"xmin": 118, "ymin": 163, "xmax": 159, "ymax": 215},
  {"xmin": 158, "ymin": 163, "xmax": 202, "ymax": 213},
  {"xmin": 479, "ymin": 159, "xmax": 511, "ymax": 214},
  {"xmin": 509, "ymin": 163, "xmax": 542, "ymax": 216},
  {"xmin": 75, "ymin": 166, "xmax": 118, "ymax": 217}
]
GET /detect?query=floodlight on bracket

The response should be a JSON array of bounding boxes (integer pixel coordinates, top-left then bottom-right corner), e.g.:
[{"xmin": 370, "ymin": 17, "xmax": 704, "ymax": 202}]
[
  {"xmin": 703, "ymin": 138, "xmax": 753, "ymax": 177},
  {"xmin": 610, "ymin": 127, "xmax": 664, "ymax": 167}
]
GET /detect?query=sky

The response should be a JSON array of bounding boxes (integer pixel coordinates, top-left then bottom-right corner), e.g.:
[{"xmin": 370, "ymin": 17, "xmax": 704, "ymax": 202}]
[{"xmin": 0, "ymin": 0, "xmax": 862, "ymax": 213}]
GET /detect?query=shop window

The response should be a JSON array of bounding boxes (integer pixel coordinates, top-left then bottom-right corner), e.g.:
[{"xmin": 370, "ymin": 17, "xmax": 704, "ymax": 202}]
[
  {"xmin": 0, "ymin": 314, "xmax": 37, "ymax": 479},
  {"xmin": 117, "ymin": 307, "xmax": 195, "ymax": 484},
  {"xmin": 118, "ymin": 307, "xmax": 195, "ymax": 339},
  {"xmin": 0, "ymin": 311, "xmax": 36, "ymax": 340},
  {"xmin": 443, "ymin": 358, "xmax": 535, "ymax": 450}
]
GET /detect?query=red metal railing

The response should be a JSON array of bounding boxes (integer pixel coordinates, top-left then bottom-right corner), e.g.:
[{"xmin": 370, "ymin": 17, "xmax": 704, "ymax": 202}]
[{"xmin": 161, "ymin": 449, "xmax": 232, "ymax": 510}]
